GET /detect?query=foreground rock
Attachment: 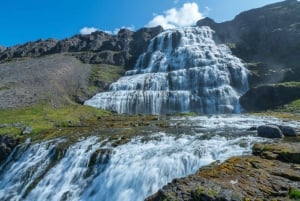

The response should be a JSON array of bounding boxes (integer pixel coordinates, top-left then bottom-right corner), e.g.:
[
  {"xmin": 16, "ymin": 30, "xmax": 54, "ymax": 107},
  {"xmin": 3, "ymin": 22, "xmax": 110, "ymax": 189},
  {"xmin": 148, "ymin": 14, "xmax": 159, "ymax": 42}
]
[
  {"xmin": 146, "ymin": 142, "xmax": 300, "ymax": 201},
  {"xmin": 240, "ymin": 83, "xmax": 300, "ymax": 111},
  {"xmin": 0, "ymin": 136, "xmax": 19, "ymax": 163},
  {"xmin": 257, "ymin": 124, "xmax": 284, "ymax": 138}
]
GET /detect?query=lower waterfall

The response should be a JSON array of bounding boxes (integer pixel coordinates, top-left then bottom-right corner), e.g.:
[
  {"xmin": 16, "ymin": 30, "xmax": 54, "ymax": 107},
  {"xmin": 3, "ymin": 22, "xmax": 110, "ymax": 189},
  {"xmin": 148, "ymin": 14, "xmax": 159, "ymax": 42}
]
[
  {"xmin": 85, "ymin": 26, "xmax": 249, "ymax": 114},
  {"xmin": 1, "ymin": 115, "xmax": 296, "ymax": 201}
]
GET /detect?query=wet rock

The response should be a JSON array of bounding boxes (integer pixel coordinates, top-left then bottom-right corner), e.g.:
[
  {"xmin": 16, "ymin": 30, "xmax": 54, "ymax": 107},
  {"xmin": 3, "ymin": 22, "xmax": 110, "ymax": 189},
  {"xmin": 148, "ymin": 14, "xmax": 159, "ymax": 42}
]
[
  {"xmin": 278, "ymin": 125, "xmax": 298, "ymax": 137},
  {"xmin": 22, "ymin": 126, "xmax": 33, "ymax": 135},
  {"xmin": 257, "ymin": 124, "xmax": 284, "ymax": 138},
  {"xmin": 247, "ymin": 126, "xmax": 257, "ymax": 131},
  {"xmin": 0, "ymin": 135, "xmax": 20, "ymax": 163},
  {"xmin": 146, "ymin": 142, "xmax": 300, "ymax": 201},
  {"xmin": 253, "ymin": 142, "xmax": 300, "ymax": 164}
]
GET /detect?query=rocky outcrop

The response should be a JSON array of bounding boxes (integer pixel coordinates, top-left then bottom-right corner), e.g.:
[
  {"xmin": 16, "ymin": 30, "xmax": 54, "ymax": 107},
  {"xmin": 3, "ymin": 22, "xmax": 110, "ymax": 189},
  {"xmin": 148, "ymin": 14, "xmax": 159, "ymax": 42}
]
[
  {"xmin": 0, "ymin": 45, "xmax": 6, "ymax": 52},
  {"xmin": 0, "ymin": 26, "xmax": 163, "ymax": 109},
  {"xmin": 146, "ymin": 142, "xmax": 300, "ymax": 201},
  {"xmin": 279, "ymin": 125, "xmax": 298, "ymax": 137},
  {"xmin": 257, "ymin": 125, "xmax": 284, "ymax": 138},
  {"xmin": 0, "ymin": 135, "xmax": 20, "ymax": 163},
  {"xmin": 240, "ymin": 82, "xmax": 300, "ymax": 111},
  {"xmin": 0, "ymin": 26, "xmax": 163, "ymax": 69},
  {"xmin": 197, "ymin": 0, "xmax": 300, "ymax": 87}
]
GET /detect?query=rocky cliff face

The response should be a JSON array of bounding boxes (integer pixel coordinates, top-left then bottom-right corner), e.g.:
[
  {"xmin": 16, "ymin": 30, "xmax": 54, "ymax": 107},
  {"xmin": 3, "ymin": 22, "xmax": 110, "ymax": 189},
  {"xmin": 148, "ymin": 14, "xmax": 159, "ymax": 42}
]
[
  {"xmin": 0, "ymin": 45, "xmax": 6, "ymax": 52},
  {"xmin": 197, "ymin": 0, "xmax": 300, "ymax": 87},
  {"xmin": 0, "ymin": 26, "xmax": 163, "ymax": 69},
  {"xmin": 0, "ymin": 27, "xmax": 163, "ymax": 108},
  {"xmin": 197, "ymin": 0, "xmax": 300, "ymax": 111}
]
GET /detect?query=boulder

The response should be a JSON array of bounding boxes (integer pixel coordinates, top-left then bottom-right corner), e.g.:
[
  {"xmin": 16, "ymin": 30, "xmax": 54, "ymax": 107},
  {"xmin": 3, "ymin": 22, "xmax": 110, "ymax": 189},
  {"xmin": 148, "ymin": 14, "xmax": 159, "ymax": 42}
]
[
  {"xmin": 257, "ymin": 125, "xmax": 284, "ymax": 138},
  {"xmin": 22, "ymin": 126, "xmax": 32, "ymax": 135},
  {"xmin": 278, "ymin": 125, "xmax": 298, "ymax": 137}
]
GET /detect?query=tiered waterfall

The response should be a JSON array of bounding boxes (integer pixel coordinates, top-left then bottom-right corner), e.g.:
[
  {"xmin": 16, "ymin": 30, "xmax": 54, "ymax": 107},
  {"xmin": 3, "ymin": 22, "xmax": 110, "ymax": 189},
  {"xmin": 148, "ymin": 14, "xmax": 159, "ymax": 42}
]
[{"xmin": 85, "ymin": 26, "xmax": 249, "ymax": 114}]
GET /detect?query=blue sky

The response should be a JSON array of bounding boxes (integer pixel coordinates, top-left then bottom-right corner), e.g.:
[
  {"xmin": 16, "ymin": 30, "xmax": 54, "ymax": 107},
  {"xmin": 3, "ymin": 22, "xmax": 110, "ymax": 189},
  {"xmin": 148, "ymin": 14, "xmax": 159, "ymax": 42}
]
[{"xmin": 0, "ymin": 0, "xmax": 283, "ymax": 47}]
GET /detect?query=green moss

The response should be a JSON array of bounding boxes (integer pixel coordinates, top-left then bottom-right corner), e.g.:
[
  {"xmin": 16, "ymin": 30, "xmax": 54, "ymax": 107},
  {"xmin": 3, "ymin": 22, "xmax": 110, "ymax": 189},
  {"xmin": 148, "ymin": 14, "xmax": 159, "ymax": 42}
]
[
  {"xmin": 289, "ymin": 188, "xmax": 300, "ymax": 199},
  {"xmin": 193, "ymin": 186, "xmax": 206, "ymax": 201},
  {"xmin": 207, "ymin": 188, "xmax": 217, "ymax": 197},
  {"xmin": 274, "ymin": 81, "xmax": 300, "ymax": 87},
  {"xmin": 90, "ymin": 64, "xmax": 124, "ymax": 85},
  {"xmin": 276, "ymin": 99, "xmax": 300, "ymax": 113},
  {"xmin": 176, "ymin": 112, "xmax": 197, "ymax": 116},
  {"xmin": 251, "ymin": 112, "xmax": 300, "ymax": 121},
  {"xmin": 226, "ymin": 43, "xmax": 236, "ymax": 49},
  {"xmin": 0, "ymin": 104, "xmax": 111, "ymax": 139}
]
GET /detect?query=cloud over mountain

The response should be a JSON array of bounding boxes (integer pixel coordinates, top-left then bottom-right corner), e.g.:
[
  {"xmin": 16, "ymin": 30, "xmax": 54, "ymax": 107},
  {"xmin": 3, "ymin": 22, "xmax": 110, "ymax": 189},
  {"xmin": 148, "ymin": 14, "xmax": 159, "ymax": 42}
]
[
  {"xmin": 146, "ymin": 2, "xmax": 204, "ymax": 29},
  {"xmin": 80, "ymin": 27, "xmax": 98, "ymax": 35}
]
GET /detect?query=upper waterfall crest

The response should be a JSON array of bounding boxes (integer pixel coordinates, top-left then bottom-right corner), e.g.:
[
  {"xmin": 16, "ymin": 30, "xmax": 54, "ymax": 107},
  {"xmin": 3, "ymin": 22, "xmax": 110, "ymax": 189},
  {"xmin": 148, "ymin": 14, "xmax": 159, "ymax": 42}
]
[{"xmin": 85, "ymin": 26, "xmax": 249, "ymax": 114}]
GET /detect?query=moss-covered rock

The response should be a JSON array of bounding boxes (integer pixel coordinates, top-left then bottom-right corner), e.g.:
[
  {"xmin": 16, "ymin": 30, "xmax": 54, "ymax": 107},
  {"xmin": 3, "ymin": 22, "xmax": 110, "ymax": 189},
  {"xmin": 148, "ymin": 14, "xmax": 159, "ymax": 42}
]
[
  {"xmin": 147, "ymin": 142, "xmax": 300, "ymax": 201},
  {"xmin": 240, "ymin": 82, "xmax": 300, "ymax": 111}
]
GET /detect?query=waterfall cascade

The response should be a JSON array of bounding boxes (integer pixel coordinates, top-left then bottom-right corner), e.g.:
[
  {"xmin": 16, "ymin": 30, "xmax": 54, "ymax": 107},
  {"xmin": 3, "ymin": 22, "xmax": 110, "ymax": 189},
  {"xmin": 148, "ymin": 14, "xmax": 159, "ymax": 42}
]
[
  {"xmin": 85, "ymin": 26, "xmax": 249, "ymax": 114},
  {"xmin": 1, "ymin": 115, "xmax": 298, "ymax": 201}
]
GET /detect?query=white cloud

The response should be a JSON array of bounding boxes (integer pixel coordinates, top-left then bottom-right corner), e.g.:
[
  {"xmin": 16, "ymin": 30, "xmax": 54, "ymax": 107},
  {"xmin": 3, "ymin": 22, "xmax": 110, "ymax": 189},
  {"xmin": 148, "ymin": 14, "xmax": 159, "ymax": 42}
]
[
  {"xmin": 146, "ymin": 2, "xmax": 204, "ymax": 29},
  {"xmin": 80, "ymin": 27, "xmax": 98, "ymax": 35},
  {"xmin": 113, "ymin": 25, "xmax": 135, "ymax": 35}
]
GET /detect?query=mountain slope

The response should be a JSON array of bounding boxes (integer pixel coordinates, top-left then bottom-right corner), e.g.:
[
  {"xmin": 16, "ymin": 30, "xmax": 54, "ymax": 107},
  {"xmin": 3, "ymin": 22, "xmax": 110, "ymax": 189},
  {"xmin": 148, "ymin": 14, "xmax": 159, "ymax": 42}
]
[
  {"xmin": 0, "ymin": 26, "xmax": 163, "ymax": 69},
  {"xmin": 0, "ymin": 54, "xmax": 92, "ymax": 108},
  {"xmin": 197, "ymin": 0, "xmax": 300, "ymax": 111},
  {"xmin": 0, "ymin": 27, "xmax": 163, "ymax": 109},
  {"xmin": 197, "ymin": 0, "xmax": 300, "ymax": 87}
]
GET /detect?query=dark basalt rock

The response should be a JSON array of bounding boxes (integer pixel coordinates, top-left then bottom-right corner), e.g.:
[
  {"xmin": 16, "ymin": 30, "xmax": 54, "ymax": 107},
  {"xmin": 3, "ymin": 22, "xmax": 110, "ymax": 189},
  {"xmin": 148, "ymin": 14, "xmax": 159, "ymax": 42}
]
[
  {"xmin": 0, "ymin": 26, "xmax": 163, "ymax": 70},
  {"xmin": 197, "ymin": 0, "xmax": 300, "ymax": 88},
  {"xmin": 278, "ymin": 125, "xmax": 298, "ymax": 137},
  {"xmin": 0, "ymin": 135, "xmax": 20, "ymax": 163},
  {"xmin": 257, "ymin": 124, "xmax": 284, "ymax": 138},
  {"xmin": 239, "ymin": 82, "xmax": 300, "ymax": 111}
]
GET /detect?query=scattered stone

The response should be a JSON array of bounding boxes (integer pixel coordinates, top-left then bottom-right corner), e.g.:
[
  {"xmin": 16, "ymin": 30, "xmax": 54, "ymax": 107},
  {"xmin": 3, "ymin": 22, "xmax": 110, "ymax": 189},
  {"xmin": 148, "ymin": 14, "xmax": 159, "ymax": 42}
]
[
  {"xmin": 247, "ymin": 126, "xmax": 257, "ymax": 131},
  {"xmin": 13, "ymin": 122, "xmax": 25, "ymax": 129},
  {"xmin": 22, "ymin": 126, "xmax": 32, "ymax": 135},
  {"xmin": 278, "ymin": 125, "xmax": 298, "ymax": 137},
  {"xmin": 257, "ymin": 124, "xmax": 284, "ymax": 138},
  {"xmin": 0, "ymin": 123, "xmax": 10, "ymax": 128}
]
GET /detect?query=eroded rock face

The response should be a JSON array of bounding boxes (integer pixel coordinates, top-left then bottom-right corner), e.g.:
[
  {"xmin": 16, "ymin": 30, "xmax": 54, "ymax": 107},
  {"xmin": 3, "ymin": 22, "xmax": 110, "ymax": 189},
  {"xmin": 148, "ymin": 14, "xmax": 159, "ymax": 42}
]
[
  {"xmin": 0, "ymin": 27, "xmax": 163, "ymax": 69},
  {"xmin": 0, "ymin": 136, "xmax": 19, "ymax": 163},
  {"xmin": 0, "ymin": 45, "xmax": 6, "ymax": 52},
  {"xmin": 146, "ymin": 142, "xmax": 300, "ymax": 201},
  {"xmin": 197, "ymin": 0, "xmax": 300, "ymax": 87},
  {"xmin": 239, "ymin": 83, "xmax": 300, "ymax": 111}
]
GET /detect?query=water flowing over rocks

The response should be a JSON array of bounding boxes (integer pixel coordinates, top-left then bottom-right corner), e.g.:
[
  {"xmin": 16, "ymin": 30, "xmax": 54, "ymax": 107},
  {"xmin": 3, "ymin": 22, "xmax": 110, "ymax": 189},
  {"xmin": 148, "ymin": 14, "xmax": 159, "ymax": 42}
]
[
  {"xmin": 0, "ymin": 135, "xmax": 19, "ymax": 163},
  {"xmin": 146, "ymin": 142, "xmax": 300, "ymax": 201},
  {"xmin": 1, "ymin": 115, "xmax": 291, "ymax": 201},
  {"xmin": 85, "ymin": 26, "xmax": 249, "ymax": 114}
]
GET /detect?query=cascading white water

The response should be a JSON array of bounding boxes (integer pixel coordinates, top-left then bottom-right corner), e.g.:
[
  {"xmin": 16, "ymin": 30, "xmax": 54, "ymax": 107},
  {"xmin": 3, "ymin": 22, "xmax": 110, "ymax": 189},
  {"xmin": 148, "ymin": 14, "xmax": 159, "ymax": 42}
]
[
  {"xmin": 0, "ymin": 115, "xmax": 295, "ymax": 201},
  {"xmin": 85, "ymin": 26, "xmax": 249, "ymax": 114}
]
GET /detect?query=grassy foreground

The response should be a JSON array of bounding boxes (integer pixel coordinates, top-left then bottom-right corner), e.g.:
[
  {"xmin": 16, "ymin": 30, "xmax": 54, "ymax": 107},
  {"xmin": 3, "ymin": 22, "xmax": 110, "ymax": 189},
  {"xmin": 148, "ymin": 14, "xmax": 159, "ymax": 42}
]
[
  {"xmin": 1, "ymin": 97, "xmax": 300, "ymax": 142},
  {"xmin": 0, "ymin": 104, "xmax": 111, "ymax": 138}
]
